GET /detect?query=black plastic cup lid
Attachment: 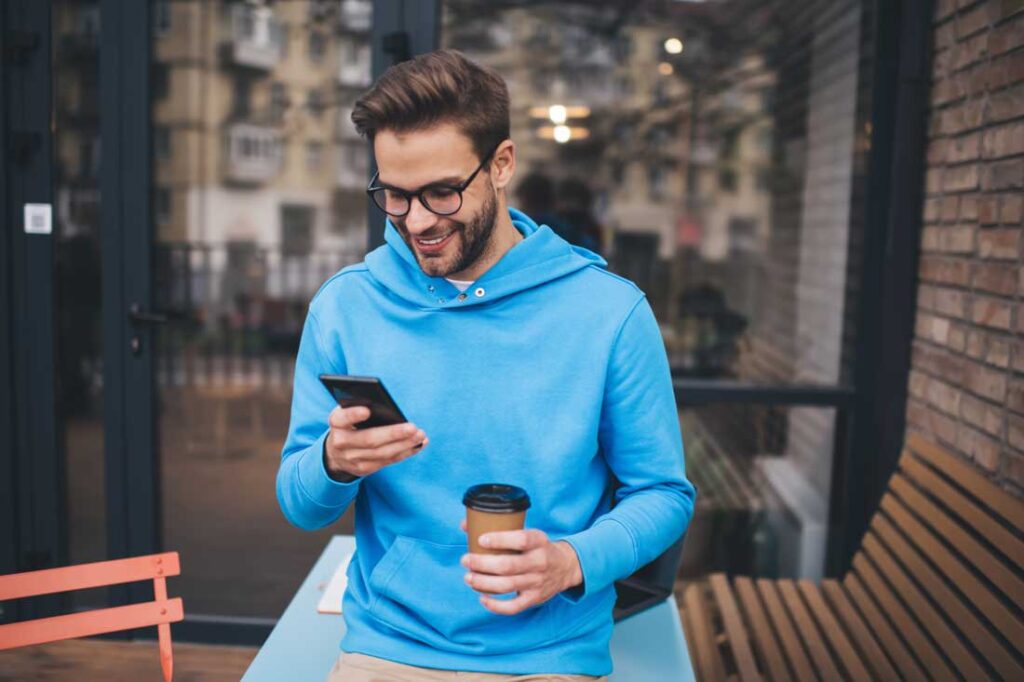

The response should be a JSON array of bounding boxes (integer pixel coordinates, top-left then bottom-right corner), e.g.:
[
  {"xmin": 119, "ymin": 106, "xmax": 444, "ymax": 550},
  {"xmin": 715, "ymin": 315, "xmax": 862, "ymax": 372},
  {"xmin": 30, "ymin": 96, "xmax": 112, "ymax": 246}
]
[{"xmin": 463, "ymin": 484, "xmax": 531, "ymax": 513}]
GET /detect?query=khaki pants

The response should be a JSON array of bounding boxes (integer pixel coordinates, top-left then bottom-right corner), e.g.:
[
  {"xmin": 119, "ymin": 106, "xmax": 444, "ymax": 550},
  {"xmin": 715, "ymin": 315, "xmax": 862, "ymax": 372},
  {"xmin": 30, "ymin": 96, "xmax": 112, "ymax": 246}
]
[{"xmin": 327, "ymin": 652, "xmax": 608, "ymax": 682}]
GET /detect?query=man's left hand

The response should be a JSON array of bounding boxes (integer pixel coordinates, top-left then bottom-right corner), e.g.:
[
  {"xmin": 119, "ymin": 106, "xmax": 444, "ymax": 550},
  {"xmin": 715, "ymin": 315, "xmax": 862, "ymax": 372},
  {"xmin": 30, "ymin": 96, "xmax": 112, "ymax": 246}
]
[{"xmin": 459, "ymin": 519, "xmax": 583, "ymax": 615}]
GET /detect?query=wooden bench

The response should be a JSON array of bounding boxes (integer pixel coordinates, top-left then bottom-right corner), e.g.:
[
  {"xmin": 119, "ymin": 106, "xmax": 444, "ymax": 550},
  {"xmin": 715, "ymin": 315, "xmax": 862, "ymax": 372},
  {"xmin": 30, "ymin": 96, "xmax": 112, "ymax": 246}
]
[{"xmin": 680, "ymin": 433, "xmax": 1024, "ymax": 681}]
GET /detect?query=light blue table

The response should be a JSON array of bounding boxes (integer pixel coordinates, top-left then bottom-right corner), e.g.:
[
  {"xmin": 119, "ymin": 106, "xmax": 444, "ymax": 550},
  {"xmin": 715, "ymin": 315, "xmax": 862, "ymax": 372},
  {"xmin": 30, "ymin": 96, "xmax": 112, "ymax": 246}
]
[{"xmin": 243, "ymin": 536, "xmax": 694, "ymax": 681}]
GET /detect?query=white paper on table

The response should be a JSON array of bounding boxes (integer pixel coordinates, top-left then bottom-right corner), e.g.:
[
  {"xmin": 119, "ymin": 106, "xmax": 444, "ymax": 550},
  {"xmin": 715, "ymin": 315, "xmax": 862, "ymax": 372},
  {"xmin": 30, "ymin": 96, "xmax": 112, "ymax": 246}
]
[{"xmin": 316, "ymin": 551, "xmax": 353, "ymax": 614}]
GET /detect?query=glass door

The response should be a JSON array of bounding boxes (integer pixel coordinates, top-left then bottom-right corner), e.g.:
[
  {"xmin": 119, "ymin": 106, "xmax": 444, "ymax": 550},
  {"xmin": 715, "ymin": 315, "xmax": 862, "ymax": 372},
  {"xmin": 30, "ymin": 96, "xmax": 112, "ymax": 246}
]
[{"xmin": 148, "ymin": 0, "xmax": 373, "ymax": 626}]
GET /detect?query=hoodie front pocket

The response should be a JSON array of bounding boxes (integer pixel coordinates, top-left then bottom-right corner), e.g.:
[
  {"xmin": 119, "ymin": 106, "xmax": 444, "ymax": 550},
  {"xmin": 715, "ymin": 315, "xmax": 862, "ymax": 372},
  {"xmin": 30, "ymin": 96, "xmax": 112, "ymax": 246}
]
[{"xmin": 367, "ymin": 534, "xmax": 610, "ymax": 655}]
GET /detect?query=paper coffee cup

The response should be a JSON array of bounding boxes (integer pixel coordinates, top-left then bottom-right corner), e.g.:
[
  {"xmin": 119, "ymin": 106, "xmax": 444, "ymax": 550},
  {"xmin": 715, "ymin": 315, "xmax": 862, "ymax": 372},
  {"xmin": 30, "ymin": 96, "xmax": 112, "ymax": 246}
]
[{"xmin": 463, "ymin": 484, "xmax": 531, "ymax": 555}]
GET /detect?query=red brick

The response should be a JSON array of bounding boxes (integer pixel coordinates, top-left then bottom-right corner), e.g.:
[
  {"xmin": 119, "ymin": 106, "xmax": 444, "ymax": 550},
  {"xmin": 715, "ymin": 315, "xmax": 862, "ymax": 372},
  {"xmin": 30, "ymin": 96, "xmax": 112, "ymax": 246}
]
[
  {"xmin": 972, "ymin": 262, "xmax": 1019, "ymax": 294},
  {"xmin": 1009, "ymin": 379, "xmax": 1024, "ymax": 416},
  {"xmin": 972, "ymin": 295, "xmax": 1014, "ymax": 329},
  {"xmin": 909, "ymin": 369, "xmax": 929, "ymax": 399},
  {"xmin": 965, "ymin": 360, "xmax": 1008, "ymax": 401},
  {"xmin": 936, "ymin": 0, "xmax": 958, "ymax": 20},
  {"xmin": 924, "ymin": 225, "xmax": 977, "ymax": 253},
  {"xmin": 978, "ymin": 228, "xmax": 1020, "ymax": 258},
  {"xmin": 1001, "ymin": 194, "xmax": 1023, "ymax": 224},
  {"xmin": 1013, "ymin": 339, "xmax": 1024, "ymax": 372},
  {"xmin": 988, "ymin": 14, "xmax": 1023, "ymax": 56},
  {"xmin": 926, "ymin": 167, "xmax": 944, "ymax": 195},
  {"xmin": 908, "ymin": 399, "xmax": 959, "ymax": 445},
  {"xmin": 941, "ymin": 100, "xmax": 985, "ymax": 135},
  {"xmin": 927, "ymin": 377, "xmax": 964, "ymax": 415},
  {"xmin": 961, "ymin": 392, "xmax": 1005, "ymax": 435},
  {"xmin": 919, "ymin": 283, "xmax": 937, "ymax": 309},
  {"xmin": 966, "ymin": 328, "xmax": 986, "ymax": 359},
  {"xmin": 957, "ymin": 2, "xmax": 1000, "ymax": 38},
  {"xmin": 987, "ymin": 335, "xmax": 1012, "ymax": 367},
  {"xmin": 933, "ymin": 47, "xmax": 954, "ymax": 82},
  {"xmin": 989, "ymin": 83, "xmax": 1024, "ymax": 123},
  {"xmin": 914, "ymin": 341, "xmax": 968, "ymax": 382},
  {"xmin": 941, "ymin": 195, "xmax": 961, "ymax": 221},
  {"xmin": 952, "ymin": 32, "xmax": 990, "ymax": 71},
  {"xmin": 984, "ymin": 50, "xmax": 1024, "ymax": 91},
  {"xmin": 959, "ymin": 194, "xmax": 980, "ymax": 220},
  {"xmin": 917, "ymin": 311, "xmax": 953, "ymax": 345},
  {"xmin": 949, "ymin": 323, "xmax": 968, "ymax": 352},
  {"xmin": 1004, "ymin": 451, "xmax": 1024, "ymax": 493},
  {"xmin": 1009, "ymin": 414, "xmax": 1024, "ymax": 452},
  {"xmin": 978, "ymin": 195, "xmax": 1000, "ymax": 224},
  {"xmin": 935, "ymin": 286, "xmax": 969, "ymax": 316},
  {"xmin": 928, "ymin": 138, "xmax": 948, "ymax": 164},
  {"xmin": 982, "ymin": 121, "xmax": 1024, "ymax": 159},
  {"xmin": 957, "ymin": 424, "xmax": 1001, "ymax": 471},
  {"xmin": 980, "ymin": 158, "xmax": 1024, "ymax": 190},
  {"xmin": 936, "ymin": 21, "xmax": 958, "ymax": 50},
  {"xmin": 920, "ymin": 256, "xmax": 971, "ymax": 285}
]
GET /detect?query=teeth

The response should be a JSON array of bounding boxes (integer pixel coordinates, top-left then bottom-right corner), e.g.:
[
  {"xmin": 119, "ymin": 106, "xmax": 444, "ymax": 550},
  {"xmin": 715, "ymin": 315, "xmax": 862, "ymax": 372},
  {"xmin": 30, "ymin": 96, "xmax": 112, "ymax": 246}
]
[{"xmin": 418, "ymin": 232, "xmax": 451, "ymax": 245}]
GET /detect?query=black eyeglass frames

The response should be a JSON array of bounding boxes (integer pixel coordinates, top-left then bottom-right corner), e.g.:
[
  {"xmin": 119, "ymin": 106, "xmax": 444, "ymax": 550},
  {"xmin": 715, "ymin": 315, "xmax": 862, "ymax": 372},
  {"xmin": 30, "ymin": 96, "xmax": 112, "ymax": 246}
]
[{"xmin": 366, "ymin": 142, "xmax": 503, "ymax": 218}]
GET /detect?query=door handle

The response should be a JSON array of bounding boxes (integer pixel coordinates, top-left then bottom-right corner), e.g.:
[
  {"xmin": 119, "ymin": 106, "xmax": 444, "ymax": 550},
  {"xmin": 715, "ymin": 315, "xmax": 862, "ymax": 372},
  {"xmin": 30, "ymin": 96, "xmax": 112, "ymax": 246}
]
[{"xmin": 128, "ymin": 302, "xmax": 169, "ymax": 326}]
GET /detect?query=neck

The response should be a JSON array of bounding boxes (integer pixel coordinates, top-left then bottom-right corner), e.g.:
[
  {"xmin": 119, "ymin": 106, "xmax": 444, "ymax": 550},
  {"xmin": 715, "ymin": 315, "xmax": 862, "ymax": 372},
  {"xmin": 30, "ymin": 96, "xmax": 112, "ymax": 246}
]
[{"xmin": 447, "ymin": 200, "xmax": 521, "ymax": 281}]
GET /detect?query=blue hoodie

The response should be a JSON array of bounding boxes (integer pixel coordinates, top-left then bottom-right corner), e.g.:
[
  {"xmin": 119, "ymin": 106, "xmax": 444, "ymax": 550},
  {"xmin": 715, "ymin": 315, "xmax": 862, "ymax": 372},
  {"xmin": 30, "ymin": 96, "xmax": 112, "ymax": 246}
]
[{"xmin": 277, "ymin": 208, "xmax": 695, "ymax": 676}]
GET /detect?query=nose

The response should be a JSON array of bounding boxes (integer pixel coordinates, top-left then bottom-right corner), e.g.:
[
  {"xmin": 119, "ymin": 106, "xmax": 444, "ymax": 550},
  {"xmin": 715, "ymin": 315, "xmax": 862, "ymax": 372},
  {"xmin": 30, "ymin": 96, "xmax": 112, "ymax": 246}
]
[{"xmin": 404, "ymin": 196, "xmax": 440, "ymax": 235}]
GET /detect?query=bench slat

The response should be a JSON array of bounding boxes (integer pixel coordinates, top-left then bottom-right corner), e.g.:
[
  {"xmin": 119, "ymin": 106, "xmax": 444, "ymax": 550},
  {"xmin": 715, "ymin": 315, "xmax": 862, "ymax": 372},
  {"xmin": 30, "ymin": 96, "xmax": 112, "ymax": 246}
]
[
  {"xmin": 755, "ymin": 579, "xmax": 816, "ymax": 681},
  {"xmin": 0, "ymin": 599, "xmax": 183, "ymax": 650},
  {"xmin": 906, "ymin": 432, "xmax": 1024, "ymax": 531},
  {"xmin": 850, "ymin": 554, "xmax": 955, "ymax": 681},
  {"xmin": 880, "ymin": 493, "xmax": 1024, "ymax": 653},
  {"xmin": 735, "ymin": 577, "xmax": 791, "ymax": 682},
  {"xmin": 797, "ymin": 581, "xmax": 872, "ymax": 681},
  {"xmin": 0, "ymin": 553, "xmax": 180, "ymax": 601},
  {"xmin": 709, "ymin": 574, "xmax": 762, "ymax": 682},
  {"xmin": 820, "ymin": 579, "xmax": 901, "ymax": 681},
  {"xmin": 874, "ymin": 512, "xmax": 1023, "ymax": 679},
  {"xmin": 842, "ymin": 572, "xmax": 925, "ymax": 680},
  {"xmin": 862, "ymin": 532, "xmax": 988, "ymax": 680},
  {"xmin": 775, "ymin": 580, "xmax": 841, "ymax": 681},
  {"xmin": 901, "ymin": 454, "xmax": 1024, "ymax": 566},
  {"xmin": 890, "ymin": 474, "xmax": 1024, "ymax": 610},
  {"xmin": 684, "ymin": 583, "xmax": 728, "ymax": 681}
]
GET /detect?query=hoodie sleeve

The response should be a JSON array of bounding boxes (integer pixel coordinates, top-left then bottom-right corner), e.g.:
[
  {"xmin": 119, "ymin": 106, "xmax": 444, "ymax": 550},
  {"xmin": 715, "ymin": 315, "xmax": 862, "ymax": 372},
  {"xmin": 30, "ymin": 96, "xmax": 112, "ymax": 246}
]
[
  {"xmin": 559, "ymin": 296, "xmax": 696, "ymax": 602},
  {"xmin": 276, "ymin": 309, "xmax": 361, "ymax": 531}
]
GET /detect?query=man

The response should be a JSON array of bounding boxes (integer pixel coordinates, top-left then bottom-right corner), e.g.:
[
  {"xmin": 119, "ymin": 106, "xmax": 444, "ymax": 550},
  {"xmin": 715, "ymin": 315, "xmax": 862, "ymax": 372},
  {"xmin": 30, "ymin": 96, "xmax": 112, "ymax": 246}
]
[{"xmin": 277, "ymin": 49, "xmax": 695, "ymax": 681}]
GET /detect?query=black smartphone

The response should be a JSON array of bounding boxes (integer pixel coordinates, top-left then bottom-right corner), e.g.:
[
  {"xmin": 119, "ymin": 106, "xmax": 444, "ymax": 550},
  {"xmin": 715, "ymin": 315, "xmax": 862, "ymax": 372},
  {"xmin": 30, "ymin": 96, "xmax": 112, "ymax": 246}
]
[{"xmin": 319, "ymin": 374, "xmax": 407, "ymax": 429}]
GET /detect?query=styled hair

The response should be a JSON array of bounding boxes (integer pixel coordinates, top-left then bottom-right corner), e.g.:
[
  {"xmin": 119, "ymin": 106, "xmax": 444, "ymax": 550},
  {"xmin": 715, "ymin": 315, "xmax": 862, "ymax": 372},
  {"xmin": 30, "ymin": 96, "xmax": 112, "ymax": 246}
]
[{"xmin": 351, "ymin": 49, "xmax": 510, "ymax": 163}]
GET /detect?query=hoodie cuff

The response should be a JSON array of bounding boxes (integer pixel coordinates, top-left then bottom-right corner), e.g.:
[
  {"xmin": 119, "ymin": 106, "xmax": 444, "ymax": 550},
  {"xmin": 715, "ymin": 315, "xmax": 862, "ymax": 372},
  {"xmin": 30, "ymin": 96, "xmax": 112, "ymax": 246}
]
[
  {"xmin": 558, "ymin": 518, "xmax": 637, "ymax": 603},
  {"xmin": 297, "ymin": 430, "xmax": 361, "ymax": 507}
]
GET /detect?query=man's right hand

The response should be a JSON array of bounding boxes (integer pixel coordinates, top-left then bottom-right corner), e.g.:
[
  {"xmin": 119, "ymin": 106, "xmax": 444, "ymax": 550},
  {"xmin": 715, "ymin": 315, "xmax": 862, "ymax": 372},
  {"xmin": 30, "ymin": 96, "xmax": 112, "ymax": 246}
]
[{"xmin": 324, "ymin": 406, "xmax": 428, "ymax": 480}]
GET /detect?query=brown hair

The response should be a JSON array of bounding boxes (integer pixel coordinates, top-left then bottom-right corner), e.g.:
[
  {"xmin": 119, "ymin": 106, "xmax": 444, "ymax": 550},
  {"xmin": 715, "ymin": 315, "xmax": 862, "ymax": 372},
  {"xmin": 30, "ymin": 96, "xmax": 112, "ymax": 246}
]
[{"xmin": 351, "ymin": 49, "xmax": 510, "ymax": 163}]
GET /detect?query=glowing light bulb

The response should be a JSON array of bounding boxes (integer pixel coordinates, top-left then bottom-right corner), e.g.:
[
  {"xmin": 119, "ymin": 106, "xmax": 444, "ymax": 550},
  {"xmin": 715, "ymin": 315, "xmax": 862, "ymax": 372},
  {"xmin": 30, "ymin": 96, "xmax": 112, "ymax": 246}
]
[
  {"xmin": 664, "ymin": 38, "xmax": 684, "ymax": 55},
  {"xmin": 548, "ymin": 105, "xmax": 568, "ymax": 124},
  {"xmin": 553, "ymin": 125, "xmax": 571, "ymax": 144}
]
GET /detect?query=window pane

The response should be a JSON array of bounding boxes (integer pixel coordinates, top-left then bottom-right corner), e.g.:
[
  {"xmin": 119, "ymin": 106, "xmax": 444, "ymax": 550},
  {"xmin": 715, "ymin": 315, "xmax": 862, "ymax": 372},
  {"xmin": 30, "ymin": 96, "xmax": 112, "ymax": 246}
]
[{"xmin": 152, "ymin": 0, "xmax": 372, "ymax": 618}]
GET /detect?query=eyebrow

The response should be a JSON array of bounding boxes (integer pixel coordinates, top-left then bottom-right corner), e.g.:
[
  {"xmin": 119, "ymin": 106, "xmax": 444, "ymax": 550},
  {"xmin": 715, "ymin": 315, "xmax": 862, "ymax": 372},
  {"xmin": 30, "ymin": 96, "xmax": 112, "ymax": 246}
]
[{"xmin": 377, "ymin": 174, "xmax": 465, "ymax": 192}]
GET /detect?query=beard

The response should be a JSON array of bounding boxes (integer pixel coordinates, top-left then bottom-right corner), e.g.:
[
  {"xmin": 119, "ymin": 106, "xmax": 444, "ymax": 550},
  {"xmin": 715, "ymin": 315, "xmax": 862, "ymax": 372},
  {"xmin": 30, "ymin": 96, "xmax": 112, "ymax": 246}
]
[{"xmin": 395, "ymin": 186, "xmax": 499, "ymax": 278}]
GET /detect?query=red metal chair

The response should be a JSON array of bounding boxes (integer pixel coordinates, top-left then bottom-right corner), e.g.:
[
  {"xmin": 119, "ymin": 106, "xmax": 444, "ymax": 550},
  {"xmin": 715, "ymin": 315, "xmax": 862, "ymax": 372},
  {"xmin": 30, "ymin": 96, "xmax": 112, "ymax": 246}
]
[{"xmin": 0, "ymin": 552, "xmax": 184, "ymax": 681}]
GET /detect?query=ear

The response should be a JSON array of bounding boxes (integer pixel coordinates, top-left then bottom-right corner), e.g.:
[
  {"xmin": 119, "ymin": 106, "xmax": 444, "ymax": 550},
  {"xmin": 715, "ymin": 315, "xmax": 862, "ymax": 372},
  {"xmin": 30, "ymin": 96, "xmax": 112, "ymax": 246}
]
[{"xmin": 489, "ymin": 140, "xmax": 516, "ymax": 191}]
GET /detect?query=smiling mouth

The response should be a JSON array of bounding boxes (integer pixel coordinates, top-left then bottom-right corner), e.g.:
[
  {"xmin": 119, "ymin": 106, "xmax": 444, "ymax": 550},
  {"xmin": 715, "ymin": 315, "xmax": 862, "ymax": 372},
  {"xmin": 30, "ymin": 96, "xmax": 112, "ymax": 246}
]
[{"xmin": 415, "ymin": 230, "xmax": 456, "ymax": 249}]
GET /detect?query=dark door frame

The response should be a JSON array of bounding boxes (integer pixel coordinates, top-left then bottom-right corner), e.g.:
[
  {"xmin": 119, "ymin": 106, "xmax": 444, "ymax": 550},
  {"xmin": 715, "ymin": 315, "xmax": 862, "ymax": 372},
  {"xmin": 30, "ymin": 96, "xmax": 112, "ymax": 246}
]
[{"xmin": 1, "ymin": 0, "xmax": 64, "ymax": 624}]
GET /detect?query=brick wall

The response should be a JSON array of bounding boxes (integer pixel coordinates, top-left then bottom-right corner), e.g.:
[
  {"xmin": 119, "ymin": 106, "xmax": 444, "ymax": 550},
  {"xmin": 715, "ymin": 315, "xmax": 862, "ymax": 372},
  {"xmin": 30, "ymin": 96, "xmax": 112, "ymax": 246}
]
[{"xmin": 908, "ymin": 0, "xmax": 1023, "ymax": 494}]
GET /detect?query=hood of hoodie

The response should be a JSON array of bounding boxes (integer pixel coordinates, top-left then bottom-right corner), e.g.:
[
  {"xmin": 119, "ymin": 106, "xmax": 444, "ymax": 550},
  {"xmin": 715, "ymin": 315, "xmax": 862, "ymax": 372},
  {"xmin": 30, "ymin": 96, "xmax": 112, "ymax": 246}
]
[{"xmin": 364, "ymin": 207, "xmax": 606, "ymax": 309}]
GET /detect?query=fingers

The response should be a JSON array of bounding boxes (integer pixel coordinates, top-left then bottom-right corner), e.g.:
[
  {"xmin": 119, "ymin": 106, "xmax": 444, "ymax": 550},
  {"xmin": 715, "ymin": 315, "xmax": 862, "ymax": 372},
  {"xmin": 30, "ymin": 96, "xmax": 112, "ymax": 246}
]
[
  {"xmin": 345, "ymin": 435, "xmax": 428, "ymax": 465},
  {"xmin": 479, "ymin": 592, "xmax": 536, "ymax": 616},
  {"xmin": 464, "ymin": 571, "xmax": 541, "ymax": 595},
  {"xmin": 461, "ymin": 548, "xmax": 546, "ymax": 576},
  {"xmin": 478, "ymin": 529, "xmax": 548, "ymax": 553},
  {"xmin": 346, "ymin": 422, "xmax": 425, "ymax": 449},
  {"xmin": 328, "ymin": 405, "xmax": 370, "ymax": 429}
]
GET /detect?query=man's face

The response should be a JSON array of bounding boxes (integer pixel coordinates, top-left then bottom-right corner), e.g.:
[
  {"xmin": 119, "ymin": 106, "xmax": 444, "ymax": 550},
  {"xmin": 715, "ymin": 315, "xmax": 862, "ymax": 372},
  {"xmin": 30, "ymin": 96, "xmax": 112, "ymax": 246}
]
[{"xmin": 374, "ymin": 124, "xmax": 500, "ymax": 278}]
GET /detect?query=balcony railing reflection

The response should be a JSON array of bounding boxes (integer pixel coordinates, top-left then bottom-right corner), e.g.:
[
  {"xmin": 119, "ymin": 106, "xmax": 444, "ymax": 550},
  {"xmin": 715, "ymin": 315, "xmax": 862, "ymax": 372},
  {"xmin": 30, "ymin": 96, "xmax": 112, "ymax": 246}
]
[{"xmin": 154, "ymin": 242, "xmax": 364, "ymax": 389}]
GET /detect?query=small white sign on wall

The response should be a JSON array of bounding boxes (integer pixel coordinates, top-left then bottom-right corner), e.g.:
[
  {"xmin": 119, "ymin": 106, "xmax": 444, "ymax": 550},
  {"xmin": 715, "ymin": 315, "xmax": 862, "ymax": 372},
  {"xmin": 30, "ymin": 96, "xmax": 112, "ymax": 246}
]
[{"xmin": 24, "ymin": 203, "xmax": 52, "ymax": 235}]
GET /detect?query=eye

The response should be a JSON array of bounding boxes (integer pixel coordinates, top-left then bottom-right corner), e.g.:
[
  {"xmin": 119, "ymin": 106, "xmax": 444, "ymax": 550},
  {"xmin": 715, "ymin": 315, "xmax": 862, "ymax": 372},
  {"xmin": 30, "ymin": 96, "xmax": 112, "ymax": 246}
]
[{"xmin": 425, "ymin": 187, "xmax": 457, "ymax": 200}]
